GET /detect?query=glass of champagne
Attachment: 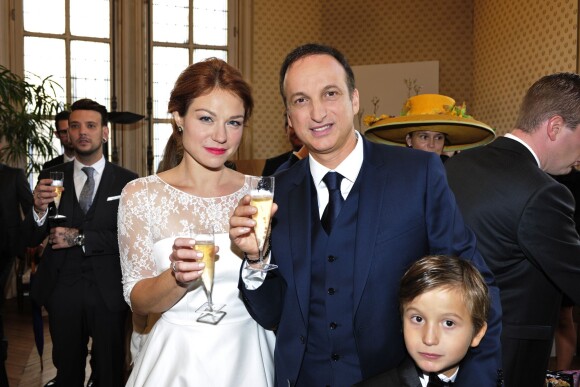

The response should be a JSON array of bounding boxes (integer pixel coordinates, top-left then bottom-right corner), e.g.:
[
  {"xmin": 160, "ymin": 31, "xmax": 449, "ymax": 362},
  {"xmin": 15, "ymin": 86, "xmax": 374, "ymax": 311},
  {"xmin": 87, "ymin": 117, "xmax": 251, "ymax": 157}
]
[
  {"xmin": 194, "ymin": 227, "xmax": 226, "ymax": 325},
  {"xmin": 49, "ymin": 171, "xmax": 66, "ymax": 220},
  {"xmin": 249, "ymin": 176, "xmax": 277, "ymax": 271}
]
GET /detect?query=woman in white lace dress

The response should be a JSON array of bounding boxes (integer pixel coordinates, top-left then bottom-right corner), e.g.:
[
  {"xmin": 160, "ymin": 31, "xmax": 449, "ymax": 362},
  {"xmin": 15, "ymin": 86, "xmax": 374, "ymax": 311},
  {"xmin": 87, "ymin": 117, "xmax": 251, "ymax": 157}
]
[{"xmin": 118, "ymin": 58, "xmax": 275, "ymax": 386}]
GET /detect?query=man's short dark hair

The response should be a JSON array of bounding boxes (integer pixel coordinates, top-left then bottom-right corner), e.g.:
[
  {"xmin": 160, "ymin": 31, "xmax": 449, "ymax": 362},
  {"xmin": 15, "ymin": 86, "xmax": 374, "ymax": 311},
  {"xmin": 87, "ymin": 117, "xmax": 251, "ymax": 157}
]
[
  {"xmin": 54, "ymin": 110, "xmax": 70, "ymax": 129},
  {"xmin": 279, "ymin": 43, "xmax": 356, "ymax": 108},
  {"xmin": 70, "ymin": 98, "xmax": 108, "ymax": 126}
]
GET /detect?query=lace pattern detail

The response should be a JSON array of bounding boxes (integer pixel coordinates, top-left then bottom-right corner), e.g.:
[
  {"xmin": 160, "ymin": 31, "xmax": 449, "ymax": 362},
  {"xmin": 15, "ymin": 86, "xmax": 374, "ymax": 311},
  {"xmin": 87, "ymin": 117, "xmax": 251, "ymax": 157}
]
[{"xmin": 118, "ymin": 174, "xmax": 250, "ymax": 306}]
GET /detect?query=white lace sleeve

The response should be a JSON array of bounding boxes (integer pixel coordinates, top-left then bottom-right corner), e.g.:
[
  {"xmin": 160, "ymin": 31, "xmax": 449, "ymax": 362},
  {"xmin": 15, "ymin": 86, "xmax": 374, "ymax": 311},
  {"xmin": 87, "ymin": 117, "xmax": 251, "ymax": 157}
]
[
  {"xmin": 118, "ymin": 174, "xmax": 252, "ymax": 308},
  {"xmin": 118, "ymin": 178, "xmax": 156, "ymax": 308}
]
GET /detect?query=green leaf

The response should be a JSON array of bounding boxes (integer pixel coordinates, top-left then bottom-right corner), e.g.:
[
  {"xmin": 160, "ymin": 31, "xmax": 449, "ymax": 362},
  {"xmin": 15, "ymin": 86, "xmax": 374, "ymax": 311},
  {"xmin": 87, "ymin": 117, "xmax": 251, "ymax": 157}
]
[{"xmin": 0, "ymin": 65, "xmax": 64, "ymax": 174}]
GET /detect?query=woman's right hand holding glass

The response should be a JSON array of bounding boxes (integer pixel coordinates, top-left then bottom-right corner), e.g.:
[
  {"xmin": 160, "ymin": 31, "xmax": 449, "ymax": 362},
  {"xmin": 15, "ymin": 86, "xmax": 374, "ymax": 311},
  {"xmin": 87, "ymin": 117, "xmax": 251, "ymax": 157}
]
[{"xmin": 169, "ymin": 237, "xmax": 205, "ymax": 284}]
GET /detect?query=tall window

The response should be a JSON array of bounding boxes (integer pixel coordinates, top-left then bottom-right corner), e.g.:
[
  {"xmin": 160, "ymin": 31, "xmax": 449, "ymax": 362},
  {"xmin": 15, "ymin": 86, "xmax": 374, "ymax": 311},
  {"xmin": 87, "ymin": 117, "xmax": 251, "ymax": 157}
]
[
  {"xmin": 151, "ymin": 0, "xmax": 231, "ymax": 171},
  {"xmin": 23, "ymin": 0, "xmax": 111, "ymax": 181},
  {"xmin": 20, "ymin": 0, "xmax": 237, "ymax": 176}
]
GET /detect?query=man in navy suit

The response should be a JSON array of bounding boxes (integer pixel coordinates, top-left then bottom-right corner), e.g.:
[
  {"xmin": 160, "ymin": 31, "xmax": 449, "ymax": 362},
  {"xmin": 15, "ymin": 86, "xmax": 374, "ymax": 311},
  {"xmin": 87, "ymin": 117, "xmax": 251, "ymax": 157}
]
[
  {"xmin": 229, "ymin": 43, "xmax": 502, "ymax": 386},
  {"xmin": 24, "ymin": 99, "xmax": 137, "ymax": 387},
  {"xmin": 445, "ymin": 73, "xmax": 580, "ymax": 387}
]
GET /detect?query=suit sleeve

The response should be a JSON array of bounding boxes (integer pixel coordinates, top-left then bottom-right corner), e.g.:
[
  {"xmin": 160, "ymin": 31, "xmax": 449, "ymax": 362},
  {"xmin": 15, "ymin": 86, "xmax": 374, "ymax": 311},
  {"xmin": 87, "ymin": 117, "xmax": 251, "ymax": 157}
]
[
  {"xmin": 238, "ymin": 265, "xmax": 286, "ymax": 330},
  {"xmin": 15, "ymin": 168, "xmax": 33, "ymax": 215},
  {"xmin": 22, "ymin": 169, "xmax": 50, "ymax": 248},
  {"xmin": 425, "ymin": 155, "xmax": 503, "ymax": 384},
  {"xmin": 518, "ymin": 180, "xmax": 580, "ymax": 304},
  {"xmin": 14, "ymin": 168, "xmax": 34, "ymax": 254}
]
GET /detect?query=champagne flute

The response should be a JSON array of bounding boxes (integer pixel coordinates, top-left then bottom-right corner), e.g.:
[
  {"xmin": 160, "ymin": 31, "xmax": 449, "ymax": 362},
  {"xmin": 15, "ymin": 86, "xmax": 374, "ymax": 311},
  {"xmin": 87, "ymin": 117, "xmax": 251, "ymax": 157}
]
[
  {"xmin": 249, "ymin": 176, "xmax": 277, "ymax": 271},
  {"xmin": 49, "ymin": 171, "xmax": 66, "ymax": 220},
  {"xmin": 194, "ymin": 226, "xmax": 226, "ymax": 325}
]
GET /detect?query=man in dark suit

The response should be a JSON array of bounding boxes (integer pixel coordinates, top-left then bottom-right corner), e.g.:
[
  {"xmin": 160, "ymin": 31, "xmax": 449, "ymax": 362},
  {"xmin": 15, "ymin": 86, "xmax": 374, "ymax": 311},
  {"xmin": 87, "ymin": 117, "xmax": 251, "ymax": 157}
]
[
  {"xmin": 0, "ymin": 162, "xmax": 33, "ymax": 385},
  {"xmin": 0, "ymin": 163, "xmax": 33, "ymax": 287},
  {"xmin": 445, "ymin": 72, "xmax": 580, "ymax": 387},
  {"xmin": 230, "ymin": 43, "xmax": 502, "ymax": 386},
  {"xmin": 43, "ymin": 110, "xmax": 75, "ymax": 170},
  {"xmin": 261, "ymin": 115, "xmax": 303, "ymax": 175},
  {"xmin": 24, "ymin": 99, "xmax": 137, "ymax": 387}
]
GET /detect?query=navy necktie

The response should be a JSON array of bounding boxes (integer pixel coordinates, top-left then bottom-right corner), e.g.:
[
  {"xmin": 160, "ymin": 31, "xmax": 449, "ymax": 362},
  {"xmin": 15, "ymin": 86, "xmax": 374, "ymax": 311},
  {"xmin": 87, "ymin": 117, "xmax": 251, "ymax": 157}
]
[
  {"xmin": 321, "ymin": 172, "xmax": 344, "ymax": 234},
  {"xmin": 79, "ymin": 167, "xmax": 95, "ymax": 213}
]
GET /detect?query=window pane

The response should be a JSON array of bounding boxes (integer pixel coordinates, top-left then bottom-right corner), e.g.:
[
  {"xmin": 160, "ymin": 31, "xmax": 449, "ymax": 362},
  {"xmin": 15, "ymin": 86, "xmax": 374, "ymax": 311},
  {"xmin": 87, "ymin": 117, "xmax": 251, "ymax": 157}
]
[
  {"xmin": 70, "ymin": 41, "xmax": 111, "ymax": 107},
  {"xmin": 70, "ymin": 0, "xmax": 110, "ymax": 38},
  {"xmin": 193, "ymin": 49, "xmax": 227, "ymax": 63},
  {"xmin": 193, "ymin": 0, "xmax": 228, "ymax": 46},
  {"xmin": 153, "ymin": 123, "xmax": 173, "ymax": 172},
  {"xmin": 24, "ymin": 37, "xmax": 67, "ymax": 103},
  {"xmin": 153, "ymin": 0, "xmax": 189, "ymax": 43},
  {"xmin": 153, "ymin": 47, "xmax": 189, "ymax": 119},
  {"xmin": 23, "ymin": 0, "xmax": 65, "ymax": 34}
]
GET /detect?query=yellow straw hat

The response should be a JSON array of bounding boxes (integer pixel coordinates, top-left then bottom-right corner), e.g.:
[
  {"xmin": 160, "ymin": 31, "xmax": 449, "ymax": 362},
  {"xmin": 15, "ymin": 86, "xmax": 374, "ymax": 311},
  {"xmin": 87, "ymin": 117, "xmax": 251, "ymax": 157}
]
[{"xmin": 363, "ymin": 94, "xmax": 496, "ymax": 152}]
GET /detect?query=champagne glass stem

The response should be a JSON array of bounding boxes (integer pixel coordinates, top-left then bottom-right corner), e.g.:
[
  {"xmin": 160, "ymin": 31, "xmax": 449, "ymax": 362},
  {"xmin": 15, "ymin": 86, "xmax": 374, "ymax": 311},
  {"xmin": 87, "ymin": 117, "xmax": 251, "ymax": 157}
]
[{"xmin": 206, "ymin": 289, "xmax": 214, "ymax": 313}]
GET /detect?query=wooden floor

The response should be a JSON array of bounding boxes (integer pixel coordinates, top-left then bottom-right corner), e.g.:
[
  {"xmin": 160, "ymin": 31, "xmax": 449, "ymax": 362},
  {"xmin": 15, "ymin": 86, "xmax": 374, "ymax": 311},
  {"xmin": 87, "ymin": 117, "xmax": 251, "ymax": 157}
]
[{"xmin": 4, "ymin": 297, "xmax": 90, "ymax": 387}]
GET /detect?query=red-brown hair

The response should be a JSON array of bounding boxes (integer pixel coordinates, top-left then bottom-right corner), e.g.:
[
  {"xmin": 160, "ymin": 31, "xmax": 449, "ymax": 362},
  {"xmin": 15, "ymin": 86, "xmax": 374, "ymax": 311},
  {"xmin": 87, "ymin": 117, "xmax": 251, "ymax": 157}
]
[
  {"xmin": 168, "ymin": 58, "xmax": 253, "ymax": 124},
  {"xmin": 163, "ymin": 58, "xmax": 253, "ymax": 169}
]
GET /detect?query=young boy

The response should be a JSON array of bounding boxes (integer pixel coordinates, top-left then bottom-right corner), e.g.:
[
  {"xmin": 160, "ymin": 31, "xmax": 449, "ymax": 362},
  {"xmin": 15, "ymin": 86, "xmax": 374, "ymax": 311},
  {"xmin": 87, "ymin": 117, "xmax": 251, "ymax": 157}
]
[{"xmin": 355, "ymin": 255, "xmax": 492, "ymax": 386}]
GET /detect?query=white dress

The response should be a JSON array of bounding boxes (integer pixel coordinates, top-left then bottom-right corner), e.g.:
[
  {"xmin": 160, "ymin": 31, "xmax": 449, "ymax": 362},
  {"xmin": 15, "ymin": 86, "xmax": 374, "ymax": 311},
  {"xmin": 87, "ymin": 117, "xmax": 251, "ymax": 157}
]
[{"xmin": 118, "ymin": 175, "xmax": 275, "ymax": 387}]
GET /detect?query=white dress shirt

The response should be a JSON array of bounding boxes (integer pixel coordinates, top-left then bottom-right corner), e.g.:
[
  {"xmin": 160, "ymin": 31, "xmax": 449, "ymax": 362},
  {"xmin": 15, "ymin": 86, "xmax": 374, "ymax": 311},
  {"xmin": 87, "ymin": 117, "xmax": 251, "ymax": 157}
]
[
  {"xmin": 309, "ymin": 131, "xmax": 364, "ymax": 217},
  {"xmin": 419, "ymin": 368, "xmax": 458, "ymax": 386},
  {"xmin": 73, "ymin": 156, "xmax": 106, "ymax": 203}
]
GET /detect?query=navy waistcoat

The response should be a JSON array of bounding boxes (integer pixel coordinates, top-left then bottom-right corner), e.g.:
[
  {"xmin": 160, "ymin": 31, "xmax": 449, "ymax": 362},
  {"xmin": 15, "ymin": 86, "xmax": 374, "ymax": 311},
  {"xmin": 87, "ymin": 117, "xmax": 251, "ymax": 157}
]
[{"xmin": 297, "ymin": 177, "xmax": 362, "ymax": 386}]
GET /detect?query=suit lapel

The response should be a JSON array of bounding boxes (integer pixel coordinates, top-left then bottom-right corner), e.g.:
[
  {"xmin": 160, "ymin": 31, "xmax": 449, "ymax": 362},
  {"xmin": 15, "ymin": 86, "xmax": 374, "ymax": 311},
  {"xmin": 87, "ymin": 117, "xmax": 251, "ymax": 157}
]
[
  {"xmin": 62, "ymin": 162, "xmax": 76, "ymax": 216},
  {"xmin": 398, "ymin": 356, "xmax": 422, "ymax": 387},
  {"xmin": 353, "ymin": 140, "xmax": 388, "ymax": 310},
  {"xmin": 287, "ymin": 162, "xmax": 314, "ymax": 322},
  {"xmin": 88, "ymin": 162, "xmax": 114, "ymax": 214}
]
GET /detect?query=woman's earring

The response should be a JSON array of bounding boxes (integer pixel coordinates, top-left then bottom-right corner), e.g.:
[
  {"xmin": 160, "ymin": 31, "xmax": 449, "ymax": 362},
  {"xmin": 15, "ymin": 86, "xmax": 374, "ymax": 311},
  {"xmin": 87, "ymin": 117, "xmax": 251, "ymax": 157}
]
[{"xmin": 178, "ymin": 125, "xmax": 184, "ymax": 133}]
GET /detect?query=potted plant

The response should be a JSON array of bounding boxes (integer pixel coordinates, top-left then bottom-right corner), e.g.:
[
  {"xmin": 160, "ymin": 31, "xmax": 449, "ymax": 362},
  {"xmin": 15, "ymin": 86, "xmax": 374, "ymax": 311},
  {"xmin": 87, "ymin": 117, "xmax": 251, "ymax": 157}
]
[{"xmin": 0, "ymin": 65, "xmax": 63, "ymax": 174}]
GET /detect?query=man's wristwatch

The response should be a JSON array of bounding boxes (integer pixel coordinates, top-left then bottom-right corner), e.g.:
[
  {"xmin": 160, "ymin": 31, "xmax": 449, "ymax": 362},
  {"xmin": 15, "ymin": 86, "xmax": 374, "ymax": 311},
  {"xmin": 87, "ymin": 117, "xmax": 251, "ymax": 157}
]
[{"xmin": 75, "ymin": 232, "xmax": 85, "ymax": 247}]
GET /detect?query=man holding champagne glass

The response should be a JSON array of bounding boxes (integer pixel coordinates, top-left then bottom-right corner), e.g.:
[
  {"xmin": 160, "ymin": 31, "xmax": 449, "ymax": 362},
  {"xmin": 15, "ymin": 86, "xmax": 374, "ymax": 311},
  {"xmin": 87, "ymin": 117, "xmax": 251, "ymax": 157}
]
[
  {"xmin": 229, "ymin": 43, "xmax": 503, "ymax": 386},
  {"xmin": 23, "ymin": 98, "xmax": 137, "ymax": 387}
]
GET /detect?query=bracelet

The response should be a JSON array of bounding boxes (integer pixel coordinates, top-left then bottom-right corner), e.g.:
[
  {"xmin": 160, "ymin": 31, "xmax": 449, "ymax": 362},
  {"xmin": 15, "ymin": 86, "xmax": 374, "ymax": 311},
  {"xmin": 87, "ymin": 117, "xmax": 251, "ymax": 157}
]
[
  {"xmin": 75, "ymin": 231, "xmax": 85, "ymax": 247},
  {"xmin": 245, "ymin": 234, "xmax": 272, "ymax": 263},
  {"xmin": 244, "ymin": 254, "xmax": 261, "ymax": 264}
]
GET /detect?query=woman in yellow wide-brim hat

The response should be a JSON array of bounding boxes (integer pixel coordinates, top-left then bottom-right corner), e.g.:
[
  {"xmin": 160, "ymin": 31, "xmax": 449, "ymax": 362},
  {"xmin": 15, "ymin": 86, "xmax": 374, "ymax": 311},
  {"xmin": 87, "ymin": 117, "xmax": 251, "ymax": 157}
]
[{"xmin": 363, "ymin": 94, "xmax": 496, "ymax": 158}]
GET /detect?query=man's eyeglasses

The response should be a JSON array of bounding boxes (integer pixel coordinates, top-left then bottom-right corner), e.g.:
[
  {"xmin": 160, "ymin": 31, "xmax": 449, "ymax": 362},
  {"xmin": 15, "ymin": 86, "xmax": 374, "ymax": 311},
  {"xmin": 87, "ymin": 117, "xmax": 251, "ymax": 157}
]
[{"xmin": 55, "ymin": 129, "xmax": 68, "ymax": 136}]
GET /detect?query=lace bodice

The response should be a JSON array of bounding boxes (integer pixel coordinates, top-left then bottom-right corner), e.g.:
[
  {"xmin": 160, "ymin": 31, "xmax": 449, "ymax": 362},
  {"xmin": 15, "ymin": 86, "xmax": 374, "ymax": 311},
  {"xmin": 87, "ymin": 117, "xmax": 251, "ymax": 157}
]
[{"xmin": 118, "ymin": 174, "xmax": 250, "ymax": 306}]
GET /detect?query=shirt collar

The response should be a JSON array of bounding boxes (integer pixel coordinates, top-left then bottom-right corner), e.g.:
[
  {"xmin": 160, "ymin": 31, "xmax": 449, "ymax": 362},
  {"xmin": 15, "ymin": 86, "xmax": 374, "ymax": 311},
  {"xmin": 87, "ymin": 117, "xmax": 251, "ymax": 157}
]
[
  {"xmin": 74, "ymin": 156, "xmax": 106, "ymax": 176},
  {"xmin": 309, "ymin": 131, "xmax": 364, "ymax": 186},
  {"xmin": 420, "ymin": 368, "xmax": 459, "ymax": 385},
  {"xmin": 504, "ymin": 133, "xmax": 540, "ymax": 167}
]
